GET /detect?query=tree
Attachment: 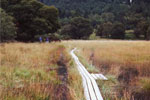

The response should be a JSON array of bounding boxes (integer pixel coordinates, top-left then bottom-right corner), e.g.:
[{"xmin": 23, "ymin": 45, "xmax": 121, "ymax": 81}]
[
  {"xmin": 88, "ymin": 14, "xmax": 102, "ymax": 27},
  {"xmin": 0, "ymin": 8, "xmax": 16, "ymax": 42},
  {"xmin": 60, "ymin": 24, "xmax": 73, "ymax": 39},
  {"xmin": 1, "ymin": 0, "xmax": 60, "ymax": 42},
  {"xmin": 60, "ymin": 17, "xmax": 93, "ymax": 39},
  {"xmin": 96, "ymin": 24, "xmax": 103, "ymax": 37},
  {"xmin": 101, "ymin": 12, "xmax": 115, "ymax": 23},
  {"xmin": 102, "ymin": 22, "xmax": 113, "ymax": 38},
  {"xmin": 70, "ymin": 17, "xmax": 93, "ymax": 39},
  {"xmin": 124, "ymin": 13, "xmax": 144, "ymax": 29},
  {"xmin": 96, "ymin": 22, "xmax": 113, "ymax": 38},
  {"xmin": 134, "ymin": 20, "xmax": 149, "ymax": 39},
  {"xmin": 111, "ymin": 22, "xmax": 125, "ymax": 39},
  {"xmin": 147, "ymin": 26, "xmax": 150, "ymax": 40}
]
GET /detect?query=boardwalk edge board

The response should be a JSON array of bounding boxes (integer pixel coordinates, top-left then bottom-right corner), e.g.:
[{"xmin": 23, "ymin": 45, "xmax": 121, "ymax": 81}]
[{"xmin": 70, "ymin": 49, "xmax": 107, "ymax": 100}]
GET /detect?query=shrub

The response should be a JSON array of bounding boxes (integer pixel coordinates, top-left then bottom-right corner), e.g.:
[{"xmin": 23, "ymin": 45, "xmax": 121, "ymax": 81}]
[
  {"xmin": 147, "ymin": 26, "xmax": 150, "ymax": 40},
  {"xmin": 89, "ymin": 33, "xmax": 97, "ymax": 40},
  {"xmin": 0, "ymin": 8, "xmax": 16, "ymax": 42},
  {"xmin": 62, "ymin": 17, "xmax": 93, "ymax": 39},
  {"xmin": 111, "ymin": 22, "xmax": 125, "ymax": 39}
]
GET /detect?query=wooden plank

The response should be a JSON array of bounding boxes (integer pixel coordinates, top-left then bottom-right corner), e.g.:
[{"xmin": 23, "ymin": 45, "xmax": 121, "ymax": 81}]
[
  {"xmin": 71, "ymin": 50, "xmax": 97, "ymax": 100},
  {"xmin": 70, "ymin": 49, "xmax": 104, "ymax": 100},
  {"xmin": 91, "ymin": 74, "xmax": 108, "ymax": 80},
  {"xmin": 99, "ymin": 74, "xmax": 108, "ymax": 80},
  {"xmin": 76, "ymin": 62, "xmax": 91, "ymax": 100},
  {"xmin": 78, "ymin": 63, "xmax": 103, "ymax": 100},
  {"xmin": 81, "ymin": 74, "xmax": 91, "ymax": 100},
  {"xmin": 91, "ymin": 74, "xmax": 97, "ymax": 80}
]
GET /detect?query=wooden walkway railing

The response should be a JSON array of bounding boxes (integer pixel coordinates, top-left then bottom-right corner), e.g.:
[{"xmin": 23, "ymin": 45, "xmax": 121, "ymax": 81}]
[{"xmin": 70, "ymin": 49, "xmax": 107, "ymax": 100}]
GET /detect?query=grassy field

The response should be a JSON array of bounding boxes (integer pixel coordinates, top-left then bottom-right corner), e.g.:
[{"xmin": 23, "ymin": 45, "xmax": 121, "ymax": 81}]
[
  {"xmin": 0, "ymin": 41, "xmax": 150, "ymax": 100},
  {"xmin": 0, "ymin": 43, "xmax": 84, "ymax": 100},
  {"xmin": 63, "ymin": 40, "xmax": 150, "ymax": 100}
]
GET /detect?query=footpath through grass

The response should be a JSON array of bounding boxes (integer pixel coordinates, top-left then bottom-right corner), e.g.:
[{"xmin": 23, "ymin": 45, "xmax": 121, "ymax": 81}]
[{"xmin": 63, "ymin": 40, "xmax": 150, "ymax": 100}]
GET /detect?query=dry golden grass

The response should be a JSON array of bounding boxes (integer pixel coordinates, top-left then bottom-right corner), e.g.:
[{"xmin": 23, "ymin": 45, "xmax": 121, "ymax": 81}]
[
  {"xmin": 0, "ymin": 43, "xmax": 84, "ymax": 100},
  {"xmin": 1, "ymin": 40, "xmax": 149, "ymax": 100},
  {"xmin": 63, "ymin": 40, "xmax": 150, "ymax": 100},
  {"xmin": 0, "ymin": 43, "xmax": 59, "ymax": 68},
  {"xmin": 63, "ymin": 40, "xmax": 150, "ymax": 76}
]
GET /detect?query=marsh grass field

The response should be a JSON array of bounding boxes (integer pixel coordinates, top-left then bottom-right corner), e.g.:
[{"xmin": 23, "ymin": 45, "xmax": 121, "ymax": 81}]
[
  {"xmin": 63, "ymin": 40, "xmax": 150, "ymax": 100},
  {"xmin": 0, "ymin": 43, "xmax": 84, "ymax": 100},
  {"xmin": 0, "ymin": 40, "xmax": 150, "ymax": 100}
]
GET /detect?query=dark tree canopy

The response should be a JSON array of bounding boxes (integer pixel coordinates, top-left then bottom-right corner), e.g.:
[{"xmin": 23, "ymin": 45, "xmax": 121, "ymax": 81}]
[
  {"xmin": 39, "ymin": 0, "xmax": 150, "ymax": 20},
  {"xmin": 147, "ymin": 26, "xmax": 150, "ymax": 40},
  {"xmin": 96, "ymin": 22, "xmax": 113, "ymax": 38},
  {"xmin": 61, "ymin": 17, "xmax": 93, "ymax": 39},
  {"xmin": 1, "ymin": 0, "xmax": 60, "ymax": 42},
  {"xmin": 1, "ymin": 0, "xmax": 150, "ymax": 41},
  {"xmin": 38, "ymin": 0, "xmax": 150, "ymax": 40},
  {"xmin": 111, "ymin": 22, "xmax": 126, "ymax": 39},
  {"xmin": 134, "ymin": 21, "xmax": 149, "ymax": 39},
  {"xmin": 0, "ymin": 8, "xmax": 16, "ymax": 42}
]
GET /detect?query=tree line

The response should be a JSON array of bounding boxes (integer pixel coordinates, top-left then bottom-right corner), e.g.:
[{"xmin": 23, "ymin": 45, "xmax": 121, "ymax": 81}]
[
  {"xmin": 0, "ymin": 0, "xmax": 60, "ymax": 42},
  {"xmin": 0, "ymin": 0, "xmax": 150, "ymax": 42},
  {"xmin": 40, "ymin": 0, "xmax": 150, "ymax": 40}
]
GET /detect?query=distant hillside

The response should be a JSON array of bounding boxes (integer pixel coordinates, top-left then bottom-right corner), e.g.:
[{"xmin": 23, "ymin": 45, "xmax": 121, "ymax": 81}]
[
  {"xmin": 38, "ymin": 0, "xmax": 150, "ymax": 19},
  {"xmin": 37, "ymin": 0, "xmax": 150, "ymax": 40}
]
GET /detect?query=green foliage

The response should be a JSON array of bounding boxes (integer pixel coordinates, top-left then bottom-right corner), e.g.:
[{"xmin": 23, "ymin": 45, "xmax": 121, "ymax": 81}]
[
  {"xmin": 103, "ymin": 22, "xmax": 113, "ymax": 38},
  {"xmin": 97, "ymin": 75, "xmax": 118, "ymax": 100},
  {"xmin": 111, "ymin": 22, "xmax": 125, "ymax": 39},
  {"xmin": 71, "ymin": 17, "xmax": 93, "ymax": 39},
  {"xmin": 96, "ymin": 24, "xmax": 103, "ymax": 36},
  {"xmin": 1, "ymin": 0, "xmax": 150, "ymax": 41},
  {"xmin": 59, "ymin": 18, "xmax": 71, "ymax": 25},
  {"xmin": 143, "ymin": 80, "xmax": 150, "ymax": 92},
  {"xmin": 1, "ymin": 0, "xmax": 60, "ymax": 42},
  {"xmin": 40, "ymin": 0, "xmax": 150, "ymax": 22},
  {"xmin": 147, "ymin": 26, "xmax": 150, "ymax": 40},
  {"xmin": 101, "ymin": 13, "xmax": 115, "ymax": 23},
  {"xmin": 14, "ymin": 68, "xmax": 31, "ymax": 79},
  {"xmin": 0, "ymin": 8, "xmax": 16, "ymax": 42},
  {"xmin": 61, "ymin": 17, "xmax": 93, "ymax": 39},
  {"xmin": 88, "ymin": 14, "xmax": 102, "ymax": 26},
  {"xmin": 139, "ymin": 78, "xmax": 150, "ymax": 92},
  {"xmin": 89, "ymin": 33, "xmax": 97, "ymax": 40},
  {"xmin": 96, "ymin": 22, "xmax": 113, "ymax": 38},
  {"xmin": 125, "ymin": 30, "xmax": 136, "ymax": 40},
  {"xmin": 134, "ymin": 20, "xmax": 149, "ymax": 39},
  {"xmin": 124, "ymin": 13, "xmax": 144, "ymax": 29},
  {"xmin": 125, "ymin": 33, "xmax": 136, "ymax": 40},
  {"xmin": 39, "ymin": 0, "xmax": 150, "ymax": 40},
  {"xmin": 60, "ymin": 24, "xmax": 72, "ymax": 39}
]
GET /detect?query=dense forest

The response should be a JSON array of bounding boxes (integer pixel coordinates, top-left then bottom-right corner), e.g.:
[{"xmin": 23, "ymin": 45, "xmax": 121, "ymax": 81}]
[
  {"xmin": 39, "ymin": 0, "xmax": 150, "ymax": 40},
  {"xmin": 0, "ymin": 0, "xmax": 60, "ymax": 42},
  {"xmin": 1, "ymin": 0, "xmax": 150, "ymax": 42}
]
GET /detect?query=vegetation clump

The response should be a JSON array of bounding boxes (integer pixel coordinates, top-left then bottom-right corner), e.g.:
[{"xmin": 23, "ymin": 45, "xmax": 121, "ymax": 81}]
[
  {"xmin": 1, "ymin": 0, "xmax": 60, "ymax": 42},
  {"xmin": 0, "ymin": 8, "xmax": 16, "ymax": 42}
]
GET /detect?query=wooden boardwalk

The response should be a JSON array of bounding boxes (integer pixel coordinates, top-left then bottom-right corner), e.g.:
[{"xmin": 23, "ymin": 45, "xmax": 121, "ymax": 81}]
[{"xmin": 70, "ymin": 49, "xmax": 107, "ymax": 100}]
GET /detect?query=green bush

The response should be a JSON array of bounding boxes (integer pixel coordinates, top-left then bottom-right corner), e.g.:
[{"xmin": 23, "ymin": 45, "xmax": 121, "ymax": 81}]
[
  {"xmin": 0, "ymin": 8, "xmax": 16, "ymax": 42},
  {"xmin": 89, "ymin": 33, "xmax": 97, "ymax": 40},
  {"xmin": 147, "ymin": 26, "xmax": 150, "ymax": 40},
  {"xmin": 111, "ymin": 22, "xmax": 125, "ymax": 39}
]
